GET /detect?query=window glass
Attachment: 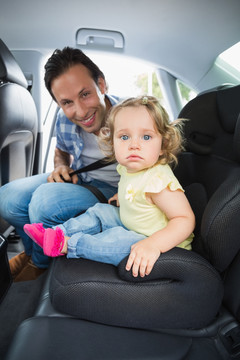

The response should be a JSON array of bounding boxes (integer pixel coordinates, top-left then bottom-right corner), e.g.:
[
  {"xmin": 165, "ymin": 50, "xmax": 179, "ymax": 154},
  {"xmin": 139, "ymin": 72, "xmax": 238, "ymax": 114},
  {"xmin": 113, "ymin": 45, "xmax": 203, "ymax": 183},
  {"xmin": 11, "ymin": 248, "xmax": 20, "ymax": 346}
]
[
  {"xmin": 89, "ymin": 53, "xmax": 162, "ymax": 99},
  {"xmin": 177, "ymin": 80, "xmax": 197, "ymax": 106},
  {"xmin": 215, "ymin": 42, "xmax": 240, "ymax": 81},
  {"xmin": 218, "ymin": 42, "xmax": 240, "ymax": 72}
]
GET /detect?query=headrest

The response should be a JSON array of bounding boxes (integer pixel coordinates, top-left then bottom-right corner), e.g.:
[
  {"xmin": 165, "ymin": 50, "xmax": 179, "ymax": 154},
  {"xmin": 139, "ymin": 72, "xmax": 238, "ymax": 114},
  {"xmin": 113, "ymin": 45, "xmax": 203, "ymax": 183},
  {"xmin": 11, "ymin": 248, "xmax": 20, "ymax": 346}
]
[
  {"xmin": 217, "ymin": 85, "xmax": 240, "ymax": 133},
  {"xmin": 0, "ymin": 39, "xmax": 28, "ymax": 88},
  {"xmin": 233, "ymin": 114, "xmax": 240, "ymax": 162},
  {"xmin": 179, "ymin": 85, "xmax": 240, "ymax": 162}
]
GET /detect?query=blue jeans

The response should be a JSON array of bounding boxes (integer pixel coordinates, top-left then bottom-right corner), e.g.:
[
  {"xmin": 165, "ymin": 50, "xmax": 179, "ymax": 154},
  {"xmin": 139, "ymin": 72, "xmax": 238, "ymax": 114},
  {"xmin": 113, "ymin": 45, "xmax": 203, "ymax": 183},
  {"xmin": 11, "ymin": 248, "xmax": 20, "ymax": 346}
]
[
  {"xmin": 0, "ymin": 174, "xmax": 117, "ymax": 268},
  {"xmin": 58, "ymin": 203, "xmax": 146, "ymax": 266}
]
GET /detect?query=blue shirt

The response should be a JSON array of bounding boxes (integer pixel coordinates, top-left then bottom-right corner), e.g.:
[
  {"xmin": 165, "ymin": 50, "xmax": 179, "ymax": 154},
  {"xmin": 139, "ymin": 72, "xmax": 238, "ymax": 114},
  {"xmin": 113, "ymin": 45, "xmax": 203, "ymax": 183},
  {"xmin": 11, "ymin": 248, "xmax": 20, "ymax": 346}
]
[{"xmin": 55, "ymin": 95, "xmax": 119, "ymax": 179}]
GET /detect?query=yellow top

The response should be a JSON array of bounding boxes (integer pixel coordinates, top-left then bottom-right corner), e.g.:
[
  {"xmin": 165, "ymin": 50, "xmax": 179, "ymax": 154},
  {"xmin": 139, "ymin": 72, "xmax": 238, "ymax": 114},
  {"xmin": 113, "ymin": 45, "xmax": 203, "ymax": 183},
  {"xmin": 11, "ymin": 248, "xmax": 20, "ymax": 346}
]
[{"xmin": 117, "ymin": 163, "xmax": 193, "ymax": 250}]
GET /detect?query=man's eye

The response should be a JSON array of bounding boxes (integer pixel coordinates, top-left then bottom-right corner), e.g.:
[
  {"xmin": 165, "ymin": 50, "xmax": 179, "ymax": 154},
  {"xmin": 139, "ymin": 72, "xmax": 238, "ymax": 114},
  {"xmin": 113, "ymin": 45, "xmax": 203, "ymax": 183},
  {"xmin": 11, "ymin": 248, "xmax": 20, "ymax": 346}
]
[
  {"xmin": 121, "ymin": 135, "xmax": 129, "ymax": 140},
  {"xmin": 81, "ymin": 92, "xmax": 90, "ymax": 98},
  {"xmin": 143, "ymin": 135, "xmax": 151, "ymax": 140},
  {"xmin": 62, "ymin": 100, "xmax": 72, "ymax": 106}
]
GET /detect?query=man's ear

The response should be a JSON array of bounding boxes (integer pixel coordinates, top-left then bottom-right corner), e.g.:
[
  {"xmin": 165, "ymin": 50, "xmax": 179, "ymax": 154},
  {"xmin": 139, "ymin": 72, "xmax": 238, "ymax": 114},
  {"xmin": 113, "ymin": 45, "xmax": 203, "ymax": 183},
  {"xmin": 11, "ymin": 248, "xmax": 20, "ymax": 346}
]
[{"xmin": 98, "ymin": 76, "xmax": 107, "ymax": 94}]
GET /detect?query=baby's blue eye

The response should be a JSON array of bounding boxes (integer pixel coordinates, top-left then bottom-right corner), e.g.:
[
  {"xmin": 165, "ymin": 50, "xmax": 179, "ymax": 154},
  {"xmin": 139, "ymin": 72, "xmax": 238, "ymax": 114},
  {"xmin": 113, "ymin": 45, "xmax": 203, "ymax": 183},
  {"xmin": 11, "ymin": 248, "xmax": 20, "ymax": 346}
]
[
  {"xmin": 143, "ymin": 135, "xmax": 151, "ymax": 140},
  {"xmin": 121, "ymin": 135, "xmax": 129, "ymax": 140}
]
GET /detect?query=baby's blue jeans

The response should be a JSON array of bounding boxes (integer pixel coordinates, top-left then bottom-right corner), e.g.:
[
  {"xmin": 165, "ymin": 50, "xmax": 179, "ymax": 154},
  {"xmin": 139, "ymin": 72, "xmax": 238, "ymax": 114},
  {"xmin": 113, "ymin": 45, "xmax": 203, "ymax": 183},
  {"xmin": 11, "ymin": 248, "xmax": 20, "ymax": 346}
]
[{"xmin": 57, "ymin": 203, "xmax": 146, "ymax": 266}]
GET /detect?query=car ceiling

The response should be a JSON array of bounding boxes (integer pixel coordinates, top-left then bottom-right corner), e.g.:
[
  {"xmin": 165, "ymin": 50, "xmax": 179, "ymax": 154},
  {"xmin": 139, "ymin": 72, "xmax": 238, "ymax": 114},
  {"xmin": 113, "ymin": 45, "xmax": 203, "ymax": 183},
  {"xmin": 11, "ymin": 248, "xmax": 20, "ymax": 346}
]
[{"xmin": 1, "ymin": 0, "xmax": 240, "ymax": 88}]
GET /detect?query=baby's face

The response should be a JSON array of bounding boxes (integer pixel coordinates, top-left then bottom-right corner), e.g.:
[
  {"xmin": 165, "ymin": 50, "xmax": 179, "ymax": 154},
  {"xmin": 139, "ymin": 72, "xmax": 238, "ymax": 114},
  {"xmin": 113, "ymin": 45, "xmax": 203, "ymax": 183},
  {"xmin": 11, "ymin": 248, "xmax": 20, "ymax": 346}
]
[{"xmin": 113, "ymin": 106, "xmax": 163, "ymax": 173}]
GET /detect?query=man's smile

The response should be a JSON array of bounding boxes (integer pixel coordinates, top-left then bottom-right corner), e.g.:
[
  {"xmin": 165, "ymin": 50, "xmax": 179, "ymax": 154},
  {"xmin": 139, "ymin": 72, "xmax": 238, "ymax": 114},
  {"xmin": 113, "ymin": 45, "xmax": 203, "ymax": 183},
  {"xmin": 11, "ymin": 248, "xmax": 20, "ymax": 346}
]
[{"xmin": 77, "ymin": 112, "xmax": 96, "ymax": 126}]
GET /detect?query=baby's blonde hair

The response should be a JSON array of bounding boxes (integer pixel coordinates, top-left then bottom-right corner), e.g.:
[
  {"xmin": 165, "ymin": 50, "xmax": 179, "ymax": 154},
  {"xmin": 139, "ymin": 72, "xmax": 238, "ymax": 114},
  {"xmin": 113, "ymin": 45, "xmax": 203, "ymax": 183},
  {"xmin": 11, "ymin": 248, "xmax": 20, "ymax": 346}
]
[{"xmin": 99, "ymin": 95, "xmax": 185, "ymax": 166}]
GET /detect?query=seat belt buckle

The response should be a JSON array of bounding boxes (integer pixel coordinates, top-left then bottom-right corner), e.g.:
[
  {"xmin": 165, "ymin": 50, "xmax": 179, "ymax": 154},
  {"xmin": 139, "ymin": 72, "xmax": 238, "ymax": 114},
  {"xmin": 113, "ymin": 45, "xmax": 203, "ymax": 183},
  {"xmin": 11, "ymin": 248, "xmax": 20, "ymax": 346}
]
[{"xmin": 221, "ymin": 324, "xmax": 240, "ymax": 358}]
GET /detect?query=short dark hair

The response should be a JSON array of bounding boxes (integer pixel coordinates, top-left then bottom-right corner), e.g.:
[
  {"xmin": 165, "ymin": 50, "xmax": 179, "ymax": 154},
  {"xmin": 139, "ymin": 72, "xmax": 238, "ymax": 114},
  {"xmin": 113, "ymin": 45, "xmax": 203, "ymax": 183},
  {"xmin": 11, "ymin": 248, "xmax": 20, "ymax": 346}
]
[{"xmin": 44, "ymin": 47, "xmax": 106, "ymax": 100}]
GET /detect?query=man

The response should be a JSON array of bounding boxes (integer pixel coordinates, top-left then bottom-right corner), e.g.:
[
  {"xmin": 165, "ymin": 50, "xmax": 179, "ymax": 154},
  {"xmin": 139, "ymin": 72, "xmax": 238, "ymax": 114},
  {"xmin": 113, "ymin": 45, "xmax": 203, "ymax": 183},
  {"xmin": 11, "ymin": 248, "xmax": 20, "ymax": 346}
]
[{"xmin": 0, "ymin": 47, "xmax": 119, "ymax": 281}]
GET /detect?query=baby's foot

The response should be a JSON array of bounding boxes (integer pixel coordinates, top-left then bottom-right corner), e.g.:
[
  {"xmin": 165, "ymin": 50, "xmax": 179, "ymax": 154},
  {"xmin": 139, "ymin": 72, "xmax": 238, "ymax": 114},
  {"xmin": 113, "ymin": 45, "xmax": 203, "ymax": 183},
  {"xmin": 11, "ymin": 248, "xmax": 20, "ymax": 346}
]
[
  {"xmin": 43, "ymin": 227, "xmax": 65, "ymax": 257},
  {"xmin": 23, "ymin": 223, "xmax": 45, "ymax": 248}
]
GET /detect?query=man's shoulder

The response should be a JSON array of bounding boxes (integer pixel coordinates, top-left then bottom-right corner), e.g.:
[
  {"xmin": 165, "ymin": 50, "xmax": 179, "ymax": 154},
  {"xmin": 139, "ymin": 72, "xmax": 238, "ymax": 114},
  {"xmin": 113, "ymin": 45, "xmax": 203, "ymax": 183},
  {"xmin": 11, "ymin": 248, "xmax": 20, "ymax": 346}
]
[
  {"xmin": 56, "ymin": 109, "xmax": 79, "ymax": 133},
  {"xmin": 55, "ymin": 109, "xmax": 81, "ymax": 142},
  {"xmin": 107, "ymin": 94, "xmax": 120, "ymax": 106}
]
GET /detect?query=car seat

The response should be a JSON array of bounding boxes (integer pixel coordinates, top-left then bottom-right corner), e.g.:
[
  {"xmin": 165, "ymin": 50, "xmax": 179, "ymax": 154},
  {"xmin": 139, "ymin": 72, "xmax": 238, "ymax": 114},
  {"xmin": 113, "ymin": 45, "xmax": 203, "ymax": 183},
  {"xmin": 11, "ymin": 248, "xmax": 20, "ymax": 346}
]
[
  {"xmin": 0, "ymin": 38, "xmax": 38, "ymax": 185},
  {"xmin": 0, "ymin": 39, "xmax": 38, "ymax": 300},
  {"xmin": 0, "ymin": 39, "xmax": 38, "ymax": 235},
  {"xmin": 0, "ymin": 233, "xmax": 11, "ymax": 303},
  {"xmin": 5, "ymin": 84, "xmax": 240, "ymax": 360}
]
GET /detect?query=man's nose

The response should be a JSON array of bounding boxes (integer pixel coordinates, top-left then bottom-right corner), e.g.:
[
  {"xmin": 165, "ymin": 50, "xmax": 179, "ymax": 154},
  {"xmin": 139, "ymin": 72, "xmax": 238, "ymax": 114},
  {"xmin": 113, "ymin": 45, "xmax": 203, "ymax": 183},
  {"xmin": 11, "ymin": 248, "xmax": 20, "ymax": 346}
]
[{"xmin": 75, "ymin": 100, "xmax": 88, "ymax": 118}]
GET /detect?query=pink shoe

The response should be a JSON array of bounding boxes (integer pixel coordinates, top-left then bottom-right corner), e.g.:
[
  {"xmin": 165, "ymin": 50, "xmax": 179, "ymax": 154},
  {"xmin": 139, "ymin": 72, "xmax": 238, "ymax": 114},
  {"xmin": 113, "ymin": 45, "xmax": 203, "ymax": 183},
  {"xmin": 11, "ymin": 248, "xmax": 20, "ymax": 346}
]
[
  {"xmin": 43, "ymin": 227, "xmax": 65, "ymax": 257},
  {"xmin": 23, "ymin": 223, "xmax": 45, "ymax": 248}
]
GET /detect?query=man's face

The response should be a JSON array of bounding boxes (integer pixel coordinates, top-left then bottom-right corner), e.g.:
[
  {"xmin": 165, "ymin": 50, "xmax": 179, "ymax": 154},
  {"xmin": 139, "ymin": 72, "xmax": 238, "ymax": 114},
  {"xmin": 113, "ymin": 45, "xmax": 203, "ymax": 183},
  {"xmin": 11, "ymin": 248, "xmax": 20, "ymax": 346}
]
[{"xmin": 51, "ymin": 64, "xmax": 109, "ymax": 134}]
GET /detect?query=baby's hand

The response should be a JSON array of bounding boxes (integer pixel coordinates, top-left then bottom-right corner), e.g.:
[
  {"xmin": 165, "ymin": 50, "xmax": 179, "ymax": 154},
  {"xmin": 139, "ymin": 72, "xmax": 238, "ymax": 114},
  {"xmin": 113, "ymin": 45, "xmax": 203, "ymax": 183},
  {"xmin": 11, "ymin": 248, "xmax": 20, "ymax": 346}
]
[
  {"xmin": 108, "ymin": 193, "xmax": 119, "ymax": 207},
  {"xmin": 125, "ymin": 238, "xmax": 161, "ymax": 278}
]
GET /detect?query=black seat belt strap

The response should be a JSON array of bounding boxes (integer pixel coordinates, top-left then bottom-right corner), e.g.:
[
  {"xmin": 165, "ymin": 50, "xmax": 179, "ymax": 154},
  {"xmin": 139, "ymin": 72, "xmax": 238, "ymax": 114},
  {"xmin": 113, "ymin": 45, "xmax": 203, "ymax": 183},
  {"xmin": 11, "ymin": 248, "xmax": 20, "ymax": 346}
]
[
  {"xmin": 69, "ymin": 158, "xmax": 115, "ymax": 177},
  {"xmin": 68, "ymin": 158, "xmax": 116, "ymax": 204}
]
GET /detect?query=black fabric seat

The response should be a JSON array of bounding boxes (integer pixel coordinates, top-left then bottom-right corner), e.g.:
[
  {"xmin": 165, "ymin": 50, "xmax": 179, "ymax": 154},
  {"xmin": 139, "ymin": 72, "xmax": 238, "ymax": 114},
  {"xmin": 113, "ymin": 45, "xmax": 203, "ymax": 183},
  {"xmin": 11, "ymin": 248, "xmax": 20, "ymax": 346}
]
[
  {"xmin": 5, "ymin": 315, "xmax": 228, "ymax": 360},
  {"xmin": 49, "ymin": 249, "xmax": 223, "ymax": 330},
  {"xmin": 0, "ymin": 39, "xmax": 38, "ymax": 234},
  {"xmin": 0, "ymin": 39, "xmax": 38, "ymax": 185},
  {"xmin": 46, "ymin": 85, "xmax": 240, "ymax": 331},
  {"xmin": 0, "ymin": 234, "xmax": 11, "ymax": 303}
]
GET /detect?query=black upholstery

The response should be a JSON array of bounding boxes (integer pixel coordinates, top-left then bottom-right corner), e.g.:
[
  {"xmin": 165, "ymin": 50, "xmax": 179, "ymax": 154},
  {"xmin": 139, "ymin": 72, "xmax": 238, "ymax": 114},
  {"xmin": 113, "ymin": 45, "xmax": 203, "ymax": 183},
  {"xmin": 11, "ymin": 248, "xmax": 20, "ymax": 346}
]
[
  {"xmin": 0, "ymin": 39, "xmax": 38, "ymax": 186},
  {"xmin": 0, "ymin": 234, "xmax": 12, "ymax": 303},
  {"xmin": 5, "ymin": 316, "xmax": 225, "ymax": 360},
  {"xmin": 174, "ymin": 151, "xmax": 240, "ymax": 271},
  {"xmin": 50, "ymin": 249, "xmax": 223, "ymax": 329},
  {"xmin": 176, "ymin": 86, "xmax": 240, "ymax": 272},
  {"xmin": 47, "ymin": 85, "xmax": 240, "ymax": 331},
  {"xmin": 179, "ymin": 85, "xmax": 240, "ymax": 161}
]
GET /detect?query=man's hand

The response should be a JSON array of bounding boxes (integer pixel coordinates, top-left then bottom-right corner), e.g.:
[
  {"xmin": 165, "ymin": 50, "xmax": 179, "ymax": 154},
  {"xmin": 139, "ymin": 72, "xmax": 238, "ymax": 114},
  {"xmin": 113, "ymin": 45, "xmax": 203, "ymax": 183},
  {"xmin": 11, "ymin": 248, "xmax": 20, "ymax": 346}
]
[
  {"xmin": 125, "ymin": 237, "xmax": 161, "ymax": 278},
  {"xmin": 47, "ymin": 165, "xmax": 78, "ymax": 184},
  {"xmin": 48, "ymin": 148, "xmax": 78, "ymax": 184}
]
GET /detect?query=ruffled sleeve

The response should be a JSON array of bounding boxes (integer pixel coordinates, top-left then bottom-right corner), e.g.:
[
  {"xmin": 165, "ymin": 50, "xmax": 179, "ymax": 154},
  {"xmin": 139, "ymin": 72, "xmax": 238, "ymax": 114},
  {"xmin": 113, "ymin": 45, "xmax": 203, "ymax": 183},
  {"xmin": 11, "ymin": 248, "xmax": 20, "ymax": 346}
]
[{"xmin": 143, "ymin": 165, "xmax": 184, "ymax": 194}]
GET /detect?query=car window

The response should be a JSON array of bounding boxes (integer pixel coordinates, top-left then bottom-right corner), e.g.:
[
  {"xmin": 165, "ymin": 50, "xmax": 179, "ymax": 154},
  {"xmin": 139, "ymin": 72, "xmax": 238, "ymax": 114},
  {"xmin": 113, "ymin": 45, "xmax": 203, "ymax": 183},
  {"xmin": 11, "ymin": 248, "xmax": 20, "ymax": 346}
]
[
  {"xmin": 218, "ymin": 42, "xmax": 240, "ymax": 72},
  {"xmin": 89, "ymin": 53, "xmax": 163, "ymax": 99},
  {"xmin": 215, "ymin": 42, "xmax": 240, "ymax": 81},
  {"xmin": 177, "ymin": 80, "xmax": 197, "ymax": 106}
]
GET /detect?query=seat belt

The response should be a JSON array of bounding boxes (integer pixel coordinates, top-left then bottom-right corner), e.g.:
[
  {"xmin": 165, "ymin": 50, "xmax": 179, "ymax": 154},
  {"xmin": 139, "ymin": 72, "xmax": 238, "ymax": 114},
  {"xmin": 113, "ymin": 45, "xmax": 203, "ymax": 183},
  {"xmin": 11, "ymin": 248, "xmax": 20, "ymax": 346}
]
[
  {"xmin": 69, "ymin": 158, "xmax": 115, "ymax": 177},
  {"xmin": 68, "ymin": 158, "xmax": 116, "ymax": 204}
]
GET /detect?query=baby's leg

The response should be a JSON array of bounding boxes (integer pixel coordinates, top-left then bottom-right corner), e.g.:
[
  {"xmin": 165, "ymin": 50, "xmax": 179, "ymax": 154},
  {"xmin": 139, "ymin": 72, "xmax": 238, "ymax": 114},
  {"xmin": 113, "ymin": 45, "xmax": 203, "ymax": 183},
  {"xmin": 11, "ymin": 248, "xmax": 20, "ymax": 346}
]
[
  {"xmin": 57, "ymin": 203, "xmax": 122, "ymax": 237},
  {"xmin": 67, "ymin": 226, "xmax": 146, "ymax": 266}
]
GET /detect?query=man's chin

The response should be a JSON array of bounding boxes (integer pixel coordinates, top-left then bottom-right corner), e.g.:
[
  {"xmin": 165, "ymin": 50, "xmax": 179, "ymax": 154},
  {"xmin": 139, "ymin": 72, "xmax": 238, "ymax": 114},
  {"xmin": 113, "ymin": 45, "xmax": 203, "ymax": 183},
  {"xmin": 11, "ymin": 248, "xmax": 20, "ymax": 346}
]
[
  {"xmin": 82, "ymin": 123, "xmax": 101, "ymax": 135},
  {"xmin": 73, "ymin": 117, "xmax": 102, "ymax": 134}
]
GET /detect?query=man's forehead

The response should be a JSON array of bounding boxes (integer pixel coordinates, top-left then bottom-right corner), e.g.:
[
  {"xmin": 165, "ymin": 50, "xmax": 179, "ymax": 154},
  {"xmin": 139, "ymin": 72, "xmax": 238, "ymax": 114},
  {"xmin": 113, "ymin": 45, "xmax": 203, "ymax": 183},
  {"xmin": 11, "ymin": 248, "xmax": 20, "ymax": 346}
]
[{"xmin": 51, "ymin": 66, "xmax": 94, "ymax": 97}]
